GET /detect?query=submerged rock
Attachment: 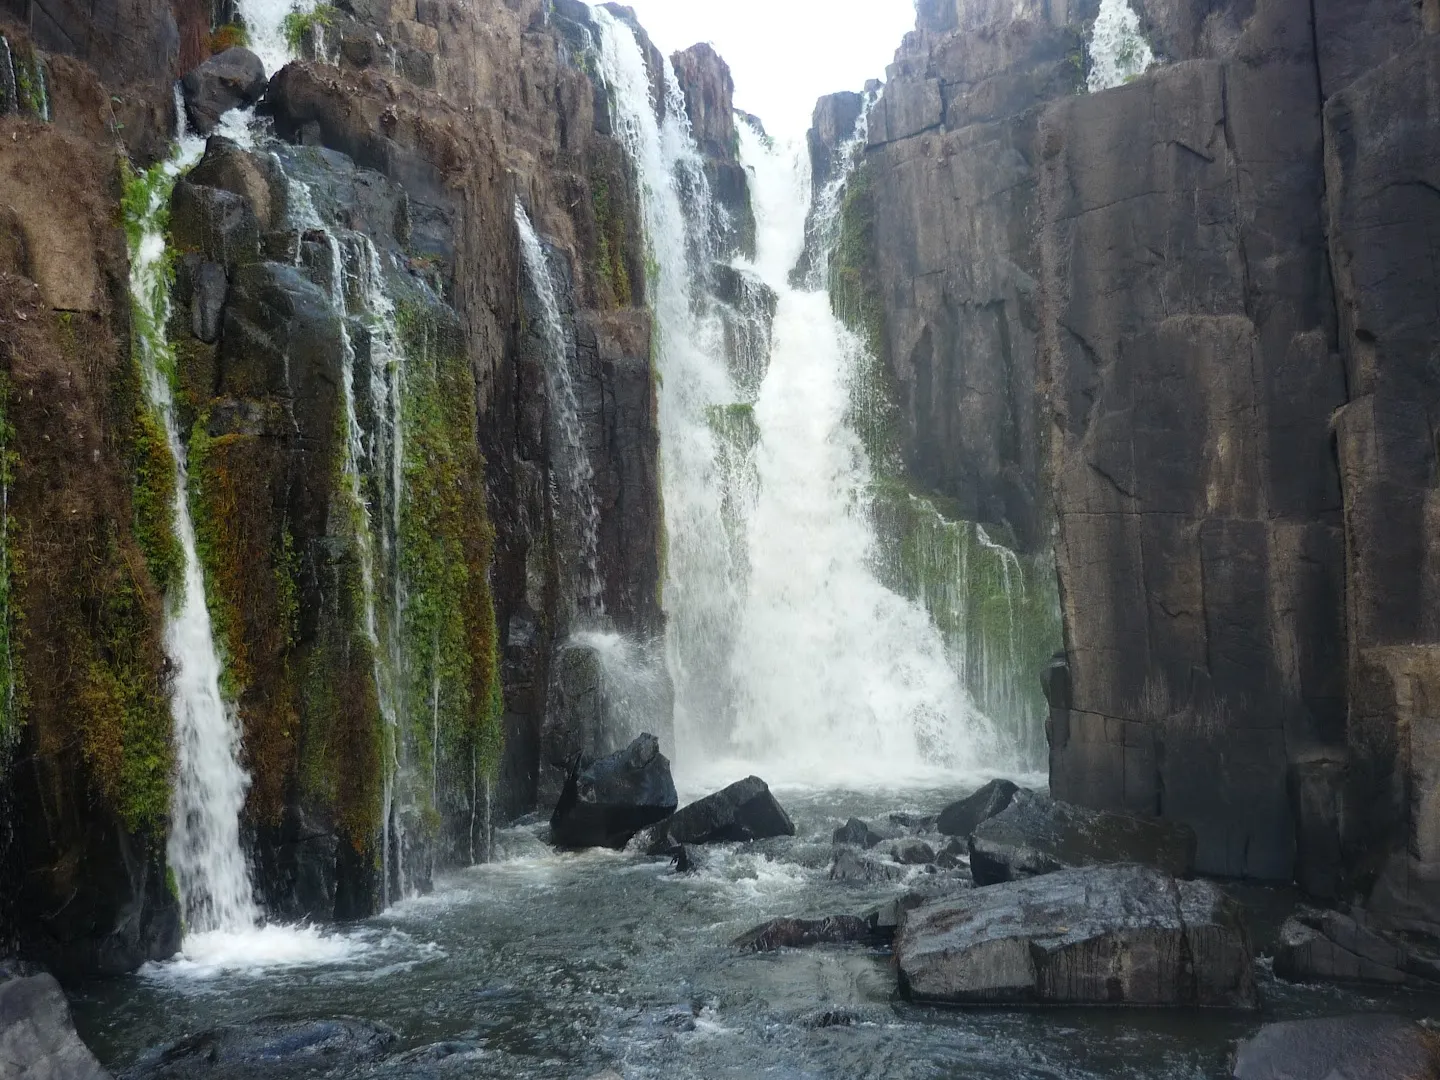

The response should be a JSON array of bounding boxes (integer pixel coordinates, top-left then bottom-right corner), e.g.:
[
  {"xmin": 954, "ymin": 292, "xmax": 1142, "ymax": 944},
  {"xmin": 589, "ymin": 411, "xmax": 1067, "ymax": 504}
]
[
  {"xmin": 180, "ymin": 48, "xmax": 268, "ymax": 134},
  {"xmin": 124, "ymin": 1017, "xmax": 395, "ymax": 1078},
  {"xmin": 669, "ymin": 844, "xmax": 704, "ymax": 873},
  {"xmin": 732, "ymin": 914, "xmax": 878, "ymax": 952},
  {"xmin": 936, "ymin": 779, "xmax": 1019, "ymax": 838},
  {"xmin": 832, "ymin": 816, "xmax": 883, "ymax": 848},
  {"xmin": 968, "ymin": 790, "xmax": 1195, "ymax": 885},
  {"xmin": 1232, "ymin": 1014, "xmax": 1439, "ymax": 1079},
  {"xmin": 641, "ymin": 775, "xmax": 794, "ymax": 854},
  {"xmin": 549, "ymin": 732, "xmax": 678, "ymax": 850},
  {"xmin": 0, "ymin": 973, "xmax": 111, "ymax": 1080},
  {"xmin": 895, "ymin": 865, "xmax": 1256, "ymax": 1007},
  {"xmin": 1272, "ymin": 907, "xmax": 1440, "ymax": 987}
]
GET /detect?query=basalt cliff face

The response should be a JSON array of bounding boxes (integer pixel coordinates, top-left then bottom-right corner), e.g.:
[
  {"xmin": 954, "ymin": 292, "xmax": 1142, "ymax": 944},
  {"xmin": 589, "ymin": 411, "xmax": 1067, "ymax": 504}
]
[
  {"xmin": 835, "ymin": 0, "xmax": 1440, "ymax": 928},
  {"xmin": 0, "ymin": 0, "xmax": 734, "ymax": 977}
]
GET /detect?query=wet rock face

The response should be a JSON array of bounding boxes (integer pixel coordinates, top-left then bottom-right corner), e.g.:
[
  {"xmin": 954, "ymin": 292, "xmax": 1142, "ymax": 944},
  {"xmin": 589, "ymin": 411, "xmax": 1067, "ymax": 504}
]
[
  {"xmin": 895, "ymin": 865, "xmax": 1257, "ymax": 1007},
  {"xmin": 670, "ymin": 42, "xmax": 754, "ymax": 259},
  {"xmin": 550, "ymin": 733, "xmax": 678, "ymax": 849},
  {"xmin": 642, "ymin": 776, "xmax": 795, "ymax": 854},
  {"xmin": 0, "ymin": 973, "xmax": 111, "ymax": 1080},
  {"xmin": 967, "ymin": 790, "xmax": 1196, "ymax": 886},
  {"xmin": 180, "ymin": 48, "xmax": 268, "ymax": 135},
  {"xmin": 1232, "ymin": 1014, "xmax": 1440, "ymax": 1080},
  {"xmin": 125, "ymin": 1018, "xmax": 396, "ymax": 1079}
]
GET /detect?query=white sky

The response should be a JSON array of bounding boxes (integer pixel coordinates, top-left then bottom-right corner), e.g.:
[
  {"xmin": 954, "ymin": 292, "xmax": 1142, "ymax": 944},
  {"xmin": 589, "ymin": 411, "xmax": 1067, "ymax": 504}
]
[{"xmin": 620, "ymin": 0, "xmax": 918, "ymax": 138}]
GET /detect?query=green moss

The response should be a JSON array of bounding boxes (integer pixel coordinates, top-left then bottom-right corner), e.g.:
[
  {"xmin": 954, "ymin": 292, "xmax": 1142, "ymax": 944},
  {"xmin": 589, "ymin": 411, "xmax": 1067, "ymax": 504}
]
[
  {"xmin": 395, "ymin": 301, "xmax": 505, "ymax": 817},
  {"xmin": 283, "ymin": 3, "xmax": 335, "ymax": 53},
  {"xmin": 130, "ymin": 405, "xmax": 183, "ymax": 594},
  {"xmin": 591, "ymin": 177, "xmax": 633, "ymax": 308},
  {"xmin": 207, "ymin": 23, "xmax": 250, "ymax": 53}
]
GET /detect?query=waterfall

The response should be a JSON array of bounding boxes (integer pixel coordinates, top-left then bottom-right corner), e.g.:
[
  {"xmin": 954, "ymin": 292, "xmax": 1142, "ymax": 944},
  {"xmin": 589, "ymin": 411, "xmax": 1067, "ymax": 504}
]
[
  {"xmin": 125, "ymin": 115, "xmax": 260, "ymax": 936},
  {"xmin": 1087, "ymin": 0, "xmax": 1156, "ymax": 91},
  {"xmin": 514, "ymin": 201, "xmax": 603, "ymax": 618},
  {"xmin": 235, "ymin": 0, "xmax": 322, "ymax": 76},
  {"xmin": 592, "ymin": 11, "xmax": 999, "ymax": 784}
]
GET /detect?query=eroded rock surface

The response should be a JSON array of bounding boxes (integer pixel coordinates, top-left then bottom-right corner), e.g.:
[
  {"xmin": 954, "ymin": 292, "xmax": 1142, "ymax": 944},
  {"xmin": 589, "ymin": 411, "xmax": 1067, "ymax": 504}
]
[{"xmin": 895, "ymin": 865, "xmax": 1256, "ymax": 1007}]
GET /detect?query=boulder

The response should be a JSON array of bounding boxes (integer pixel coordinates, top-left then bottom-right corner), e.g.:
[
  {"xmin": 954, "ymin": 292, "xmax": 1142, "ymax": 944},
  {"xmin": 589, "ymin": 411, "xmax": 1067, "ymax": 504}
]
[
  {"xmin": 1272, "ymin": 907, "xmax": 1440, "ymax": 987},
  {"xmin": 1232, "ymin": 1014, "xmax": 1439, "ymax": 1079},
  {"xmin": 125, "ymin": 1018, "xmax": 395, "ymax": 1079},
  {"xmin": 669, "ymin": 845, "xmax": 703, "ymax": 874},
  {"xmin": 968, "ymin": 790, "xmax": 1195, "ymax": 885},
  {"xmin": 732, "ymin": 915, "xmax": 877, "ymax": 952},
  {"xmin": 186, "ymin": 137, "xmax": 288, "ymax": 231},
  {"xmin": 641, "ymin": 776, "xmax": 794, "ymax": 854},
  {"xmin": 0, "ymin": 973, "xmax": 111, "ymax": 1080},
  {"xmin": 936, "ymin": 778, "xmax": 1019, "ymax": 837},
  {"xmin": 895, "ymin": 865, "xmax": 1256, "ymax": 1007},
  {"xmin": 170, "ymin": 182, "xmax": 261, "ymax": 270},
  {"xmin": 888, "ymin": 838, "xmax": 936, "ymax": 865},
  {"xmin": 832, "ymin": 816, "xmax": 883, "ymax": 848},
  {"xmin": 549, "ymin": 733, "xmax": 678, "ymax": 850},
  {"xmin": 828, "ymin": 849, "xmax": 906, "ymax": 884},
  {"xmin": 180, "ymin": 48, "xmax": 267, "ymax": 134}
]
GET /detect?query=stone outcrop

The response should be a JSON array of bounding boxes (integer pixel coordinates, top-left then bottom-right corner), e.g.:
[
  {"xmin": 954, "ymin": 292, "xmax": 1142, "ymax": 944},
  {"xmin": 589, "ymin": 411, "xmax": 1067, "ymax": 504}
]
[
  {"xmin": 642, "ymin": 776, "xmax": 794, "ymax": 854},
  {"xmin": 936, "ymin": 778, "xmax": 1019, "ymax": 837},
  {"xmin": 968, "ymin": 789, "xmax": 1196, "ymax": 885},
  {"xmin": 1273, "ymin": 906, "xmax": 1440, "ymax": 987},
  {"xmin": 1232, "ymin": 1014, "xmax": 1440, "ymax": 1080},
  {"xmin": 0, "ymin": 972, "xmax": 111, "ymax": 1080},
  {"xmin": 671, "ymin": 42, "xmax": 754, "ymax": 259},
  {"xmin": 895, "ymin": 865, "xmax": 1257, "ymax": 1007},
  {"xmin": 549, "ymin": 732, "xmax": 678, "ymax": 849},
  {"xmin": 848, "ymin": 0, "xmax": 1440, "ymax": 921}
]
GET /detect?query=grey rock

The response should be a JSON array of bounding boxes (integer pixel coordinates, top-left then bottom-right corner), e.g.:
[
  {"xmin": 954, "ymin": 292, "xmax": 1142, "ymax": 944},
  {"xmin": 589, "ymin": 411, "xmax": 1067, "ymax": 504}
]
[
  {"xmin": 124, "ymin": 1017, "xmax": 395, "ymax": 1078},
  {"xmin": 937, "ymin": 778, "xmax": 1020, "ymax": 838},
  {"xmin": 968, "ymin": 790, "xmax": 1195, "ymax": 885},
  {"xmin": 828, "ymin": 849, "xmax": 906, "ymax": 884},
  {"xmin": 187, "ymin": 137, "xmax": 288, "ymax": 231},
  {"xmin": 888, "ymin": 837, "xmax": 936, "ymax": 865},
  {"xmin": 832, "ymin": 816, "xmax": 883, "ymax": 848},
  {"xmin": 1272, "ymin": 907, "xmax": 1440, "ymax": 988},
  {"xmin": 180, "ymin": 48, "xmax": 268, "ymax": 135},
  {"xmin": 170, "ymin": 182, "xmax": 261, "ymax": 270},
  {"xmin": 732, "ymin": 914, "xmax": 877, "ymax": 952},
  {"xmin": 896, "ymin": 865, "xmax": 1256, "ymax": 1007},
  {"xmin": 642, "ymin": 776, "xmax": 794, "ymax": 854},
  {"xmin": 189, "ymin": 260, "xmax": 228, "ymax": 345},
  {"xmin": 0, "ymin": 974, "xmax": 110, "ymax": 1080},
  {"xmin": 549, "ymin": 733, "xmax": 678, "ymax": 850},
  {"xmin": 1232, "ymin": 1014, "xmax": 1438, "ymax": 1080}
]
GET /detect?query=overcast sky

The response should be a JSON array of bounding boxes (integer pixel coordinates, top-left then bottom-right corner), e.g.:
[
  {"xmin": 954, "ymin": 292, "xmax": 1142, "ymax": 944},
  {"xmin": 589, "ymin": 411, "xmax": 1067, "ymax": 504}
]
[{"xmin": 620, "ymin": 0, "xmax": 917, "ymax": 137}]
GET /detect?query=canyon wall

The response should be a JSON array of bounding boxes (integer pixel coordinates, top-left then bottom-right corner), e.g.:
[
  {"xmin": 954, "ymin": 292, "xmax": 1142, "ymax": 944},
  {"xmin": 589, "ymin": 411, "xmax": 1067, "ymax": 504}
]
[
  {"xmin": 848, "ymin": 0, "xmax": 1440, "ymax": 924},
  {"xmin": 0, "ymin": 0, "xmax": 715, "ymax": 976}
]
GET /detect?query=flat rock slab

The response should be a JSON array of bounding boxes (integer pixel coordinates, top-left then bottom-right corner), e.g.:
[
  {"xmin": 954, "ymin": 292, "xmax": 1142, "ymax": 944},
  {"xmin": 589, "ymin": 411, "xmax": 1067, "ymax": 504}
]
[
  {"xmin": 1232, "ymin": 1014, "xmax": 1439, "ymax": 1079},
  {"xmin": 969, "ymin": 790, "xmax": 1196, "ymax": 885},
  {"xmin": 642, "ymin": 776, "xmax": 793, "ymax": 854},
  {"xmin": 0, "ymin": 974, "xmax": 110, "ymax": 1080},
  {"xmin": 896, "ymin": 865, "xmax": 1257, "ymax": 1007}
]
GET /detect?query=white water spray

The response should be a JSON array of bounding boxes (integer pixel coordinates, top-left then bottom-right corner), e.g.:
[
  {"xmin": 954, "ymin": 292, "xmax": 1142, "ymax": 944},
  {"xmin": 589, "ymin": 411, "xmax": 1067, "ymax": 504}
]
[
  {"xmin": 592, "ymin": 12, "xmax": 998, "ymax": 787},
  {"xmin": 1087, "ymin": 0, "xmax": 1156, "ymax": 91},
  {"xmin": 235, "ymin": 0, "xmax": 322, "ymax": 78}
]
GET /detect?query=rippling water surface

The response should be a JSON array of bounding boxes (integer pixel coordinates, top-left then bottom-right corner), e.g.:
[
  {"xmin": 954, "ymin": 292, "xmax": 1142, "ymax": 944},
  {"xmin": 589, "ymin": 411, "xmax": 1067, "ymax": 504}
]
[{"xmin": 71, "ymin": 783, "xmax": 1440, "ymax": 1079}]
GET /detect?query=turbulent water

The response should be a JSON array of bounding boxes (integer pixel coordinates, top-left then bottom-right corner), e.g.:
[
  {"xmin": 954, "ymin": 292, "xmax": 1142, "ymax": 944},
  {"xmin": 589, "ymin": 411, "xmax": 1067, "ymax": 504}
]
[{"xmin": 593, "ymin": 11, "xmax": 998, "ymax": 788}]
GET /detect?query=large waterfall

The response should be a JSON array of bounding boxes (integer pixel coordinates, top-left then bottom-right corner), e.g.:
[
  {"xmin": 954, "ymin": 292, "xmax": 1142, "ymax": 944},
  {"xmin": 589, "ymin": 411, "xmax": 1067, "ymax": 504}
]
[{"xmin": 592, "ymin": 11, "xmax": 1000, "ymax": 786}]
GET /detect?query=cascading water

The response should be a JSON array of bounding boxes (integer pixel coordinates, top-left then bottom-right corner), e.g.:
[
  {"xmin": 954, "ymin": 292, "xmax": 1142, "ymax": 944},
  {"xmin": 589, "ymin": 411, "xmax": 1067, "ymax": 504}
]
[
  {"xmin": 592, "ymin": 11, "xmax": 999, "ymax": 785},
  {"xmin": 125, "ymin": 119, "xmax": 261, "ymax": 939},
  {"xmin": 1087, "ymin": 0, "xmax": 1156, "ymax": 91},
  {"xmin": 515, "ymin": 201, "xmax": 604, "ymax": 619},
  {"xmin": 236, "ymin": 0, "xmax": 322, "ymax": 77}
]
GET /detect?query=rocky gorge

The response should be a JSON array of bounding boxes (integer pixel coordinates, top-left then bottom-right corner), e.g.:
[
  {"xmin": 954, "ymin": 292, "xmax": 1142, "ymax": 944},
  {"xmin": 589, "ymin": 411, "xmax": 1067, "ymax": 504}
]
[{"xmin": 0, "ymin": 0, "xmax": 1439, "ymax": 1075}]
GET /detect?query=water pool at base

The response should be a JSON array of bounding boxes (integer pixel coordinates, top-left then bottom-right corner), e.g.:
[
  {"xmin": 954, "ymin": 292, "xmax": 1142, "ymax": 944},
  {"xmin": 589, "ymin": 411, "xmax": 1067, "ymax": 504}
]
[{"xmin": 70, "ymin": 784, "xmax": 1440, "ymax": 1079}]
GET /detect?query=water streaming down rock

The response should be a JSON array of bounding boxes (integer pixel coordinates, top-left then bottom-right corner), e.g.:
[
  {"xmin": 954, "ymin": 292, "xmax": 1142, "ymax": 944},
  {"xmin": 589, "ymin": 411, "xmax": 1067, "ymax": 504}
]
[
  {"xmin": 514, "ymin": 200, "xmax": 603, "ymax": 620},
  {"xmin": 592, "ymin": 12, "xmax": 999, "ymax": 783},
  {"xmin": 236, "ymin": 0, "xmax": 322, "ymax": 77},
  {"xmin": 1086, "ymin": 0, "xmax": 1156, "ymax": 91},
  {"xmin": 125, "ymin": 117, "xmax": 261, "ymax": 937}
]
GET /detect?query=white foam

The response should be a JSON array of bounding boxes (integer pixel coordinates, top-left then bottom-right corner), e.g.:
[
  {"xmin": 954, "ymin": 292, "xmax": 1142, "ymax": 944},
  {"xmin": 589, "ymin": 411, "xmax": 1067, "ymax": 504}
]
[{"xmin": 142, "ymin": 923, "xmax": 371, "ymax": 980}]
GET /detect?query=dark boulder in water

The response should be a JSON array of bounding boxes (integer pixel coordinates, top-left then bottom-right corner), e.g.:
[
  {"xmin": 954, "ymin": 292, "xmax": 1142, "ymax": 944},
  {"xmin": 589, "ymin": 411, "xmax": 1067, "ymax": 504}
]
[
  {"xmin": 896, "ymin": 865, "xmax": 1256, "ymax": 1007},
  {"xmin": 832, "ymin": 816, "xmax": 883, "ymax": 848},
  {"xmin": 936, "ymin": 778, "xmax": 1019, "ymax": 838},
  {"xmin": 642, "ymin": 775, "xmax": 794, "ymax": 854},
  {"xmin": 0, "ymin": 972, "xmax": 111, "ymax": 1080},
  {"xmin": 669, "ymin": 844, "xmax": 704, "ymax": 873},
  {"xmin": 549, "ymin": 732, "xmax": 677, "ymax": 850},
  {"xmin": 968, "ymin": 789, "xmax": 1195, "ymax": 885},
  {"xmin": 180, "ymin": 48, "xmax": 268, "ymax": 135},
  {"xmin": 828, "ymin": 849, "xmax": 906, "ymax": 884},
  {"xmin": 1232, "ymin": 1015, "xmax": 1439, "ymax": 1079},
  {"xmin": 123, "ymin": 1017, "xmax": 396, "ymax": 1078},
  {"xmin": 733, "ymin": 914, "xmax": 878, "ymax": 952},
  {"xmin": 887, "ymin": 837, "xmax": 936, "ymax": 865}
]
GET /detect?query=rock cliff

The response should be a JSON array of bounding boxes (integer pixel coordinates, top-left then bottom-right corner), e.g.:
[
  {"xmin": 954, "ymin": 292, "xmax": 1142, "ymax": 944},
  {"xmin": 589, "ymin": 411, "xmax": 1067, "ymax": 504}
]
[
  {"xmin": 0, "ymin": 0, "xmax": 684, "ymax": 975},
  {"xmin": 843, "ymin": 0, "xmax": 1440, "ymax": 928}
]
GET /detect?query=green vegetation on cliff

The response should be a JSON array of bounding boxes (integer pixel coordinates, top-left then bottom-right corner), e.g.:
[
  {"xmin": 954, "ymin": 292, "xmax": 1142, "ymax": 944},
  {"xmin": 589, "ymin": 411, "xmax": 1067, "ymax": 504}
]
[{"xmin": 591, "ymin": 175, "xmax": 634, "ymax": 308}]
